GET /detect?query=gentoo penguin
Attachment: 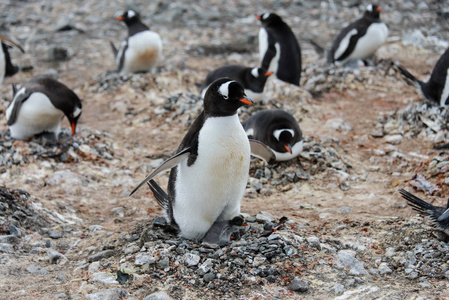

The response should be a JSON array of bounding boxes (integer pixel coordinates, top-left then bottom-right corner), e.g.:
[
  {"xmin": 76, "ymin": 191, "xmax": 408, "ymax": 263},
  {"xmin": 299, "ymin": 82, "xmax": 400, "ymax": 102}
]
[
  {"xmin": 399, "ymin": 189, "xmax": 449, "ymax": 235},
  {"xmin": 200, "ymin": 65, "xmax": 273, "ymax": 102},
  {"xmin": 112, "ymin": 9, "xmax": 162, "ymax": 73},
  {"xmin": 396, "ymin": 48, "xmax": 449, "ymax": 106},
  {"xmin": 256, "ymin": 12, "xmax": 302, "ymax": 86},
  {"xmin": 6, "ymin": 76, "xmax": 82, "ymax": 140},
  {"xmin": 130, "ymin": 79, "xmax": 275, "ymax": 242},
  {"xmin": 243, "ymin": 109, "xmax": 303, "ymax": 162},
  {"xmin": 328, "ymin": 4, "xmax": 388, "ymax": 64},
  {"xmin": 0, "ymin": 34, "xmax": 24, "ymax": 85}
]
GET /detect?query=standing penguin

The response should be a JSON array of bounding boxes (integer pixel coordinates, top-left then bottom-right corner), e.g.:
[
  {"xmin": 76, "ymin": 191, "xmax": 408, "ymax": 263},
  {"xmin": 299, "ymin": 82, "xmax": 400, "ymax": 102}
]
[
  {"xmin": 328, "ymin": 4, "xmax": 388, "ymax": 64},
  {"xmin": 256, "ymin": 13, "xmax": 302, "ymax": 86},
  {"xmin": 130, "ymin": 79, "xmax": 274, "ymax": 242},
  {"xmin": 200, "ymin": 65, "xmax": 273, "ymax": 102},
  {"xmin": 396, "ymin": 48, "xmax": 449, "ymax": 106},
  {"xmin": 6, "ymin": 76, "xmax": 82, "ymax": 140},
  {"xmin": 243, "ymin": 109, "xmax": 303, "ymax": 161},
  {"xmin": 111, "ymin": 9, "xmax": 162, "ymax": 73},
  {"xmin": 0, "ymin": 34, "xmax": 25, "ymax": 85}
]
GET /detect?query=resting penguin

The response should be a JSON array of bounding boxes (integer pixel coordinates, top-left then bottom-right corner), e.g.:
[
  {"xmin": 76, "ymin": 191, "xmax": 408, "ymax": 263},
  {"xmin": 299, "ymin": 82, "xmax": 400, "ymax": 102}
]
[
  {"xmin": 5, "ymin": 76, "xmax": 82, "ymax": 140},
  {"xmin": 256, "ymin": 12, "xmax": 302, "ymax": 86},
  {"xmin": 399, "ymin": 189, "xmax": 449, "ymax": 236},
  {"xmin": 328, "ymin": 4, "xmax": 388, "ymax": 64},
  {"xmin": 200, "ymin": 65, "xmax": 273, "ymax": 103},
  {"xmin": 130, "ymin": 78, "xmax": 275, "ymax": 242},
  {"xmin": 111, "ymin": 9, "xmax": 162, "ymax": 73},
  {"xmin": 0, "ymin": 34, "xmax": 25, "ymax": 85},
  {"xmin": 396, "ymin": 48, "xmax": 449, "ymax": 106},
  {"xmin": 243, "ymin": 109, "xmax": 303, "ymax": 162}
]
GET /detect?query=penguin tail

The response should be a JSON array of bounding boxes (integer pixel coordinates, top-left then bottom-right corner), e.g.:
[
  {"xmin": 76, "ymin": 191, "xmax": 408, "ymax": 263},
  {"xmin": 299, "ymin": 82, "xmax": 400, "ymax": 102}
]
[
  {"xmin": 147, "ymin": 179, "xmax": 169, "ymax": 210},
  {"xmin": 110, "ymin": 41, "xmax": 118, "ymax": 57},
  {"xmin": 399, "ymin": 189, "xmax": 438, "ymax": 219},
  {"xmin": 394, "ymin": 62, "xmax": 421, "ymax": 86}
]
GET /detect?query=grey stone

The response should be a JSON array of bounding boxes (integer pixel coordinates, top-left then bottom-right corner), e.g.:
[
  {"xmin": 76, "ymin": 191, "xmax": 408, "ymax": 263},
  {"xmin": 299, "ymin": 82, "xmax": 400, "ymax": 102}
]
[
  {"xmin": 135, "ymin": 254, "xmax": 156, "ymax": 266},
  {"xmin": 288, "ymin": 277, "xmax": 310, "ymax": 292},
  {"xmin": 143, "ymin": 291, "xmax": 173, "ymax": 300},
  {"xmin": 48, "ymin": 231, "xmax": 63, "ymax": 239},
  {"xmin": 338, "ymin": 206, "xmax": 352, "ymax": 214},
  {"xmin": 330, "ymin": 283, "xmax": 345, "ymax": 295},
  {"xmin": 335, "ymin": 250, "xmax": 368, "ymax": 275},
  {"xmin": 92, "ymin": 272, "xmax": 119, "ymax": 285},
  {"xmin": 46, "ymin": 248, "xmax": 68, "ymax": 264},
  {"xmin": 307, "ymin": 236, "xmax": 321, "ymax": 250},
  {"xmin": 0, "ymin": 235, "xmax": 20, "ymax": 244},
  {"xmin": 26, "ymin": 264, "xmax": 48, "ymax": 275},
  {"xmin": 197, "ymin": 258, "xmax": 214, "ymax": 275},
  {"xmin": 158, "ymin": 257, "xmax": 170, "ymax": 269},
  {"xmin": 184, "ymin": 253, "xmax": 200, "ymax": 266},
  {"xmin": 85, "ymin": 288, "xmax": 128, "ymax": 300},
  {"xmin": 88, "ymin": 250, "xmax": 115, "ymax": 262},
  {"xmin": 203, "ymin": 272, "xmax": 216, "ymax": 282}
]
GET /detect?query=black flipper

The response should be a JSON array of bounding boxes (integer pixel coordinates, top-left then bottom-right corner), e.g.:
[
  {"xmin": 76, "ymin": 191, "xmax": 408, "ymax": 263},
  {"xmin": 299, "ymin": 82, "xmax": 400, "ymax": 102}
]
[
  {"xmin": 110, "ymin": 41, "xmax": 118, "ymax": 57},
  {"xmin": 6, "ymin": 88, "xmax": 32, "ymax": 126},
  {"xmin": 129, "ymin": 148, "xmax": 191, "ymax": 196}
]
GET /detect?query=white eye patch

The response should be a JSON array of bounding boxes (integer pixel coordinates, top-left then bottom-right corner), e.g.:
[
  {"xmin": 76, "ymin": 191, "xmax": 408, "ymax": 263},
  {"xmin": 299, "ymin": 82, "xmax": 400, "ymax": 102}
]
[
  {"xmin": 72, "ymin": 106, "xmax": 82, "ymax": 118},
  {"xmin": 273, "ymin": 129, "xmax": 294, "ymax": 140},
  {"xmin": 251, "ymin": 68, "xmax": 259, "ymax": 78},
  {"xmin": 218, "ymin": 80, "xmax": 236, "ymax": 99},
  {"xmin": 366, "ymin": 4, "xmax": 373, "ymax": 12},
  {"xmin": 127, "ymin": 10, "xmax": 136, "ymax": 18},
  {"xmin": 263, "ymin": 12, "xmax": 270, "ymax": 20}
]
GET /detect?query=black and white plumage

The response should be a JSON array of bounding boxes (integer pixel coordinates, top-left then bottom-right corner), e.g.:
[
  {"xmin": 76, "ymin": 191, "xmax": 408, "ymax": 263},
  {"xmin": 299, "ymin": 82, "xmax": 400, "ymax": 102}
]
[
  {"xmin": 5, "ymin": 76, "xmax": 82, "ymax": 140},
  {"xmin": 256, "ymin": 12, "xmax": 302, "ymax": 86},
  {"xmin": 243, "ymin": 109, "xmax": 303, "ymax": 162},
  {"xmin": 130, "ymin": 79, "xmax": 275, "ymax": 242},
  {"xmin": 328, "ymin": 4, "xmax": 388, "ymax": 64},
  {"xmin": 396, "ymin": 48, "xmax": 449, "ymax": 106},
  {"xmin": 112, "ymin": 9, "xmax": 162, "ymax": 73},
  {"xmin": 200, "ymin": 65, "xmax": 273, "ymax": 103},
  {"xmin": 0, "ymin": 34, "xmax": 24, "ymax": 85},
  {"xmin": 399, "ymin": 189, "xmax": 449, "ymax": 236}
]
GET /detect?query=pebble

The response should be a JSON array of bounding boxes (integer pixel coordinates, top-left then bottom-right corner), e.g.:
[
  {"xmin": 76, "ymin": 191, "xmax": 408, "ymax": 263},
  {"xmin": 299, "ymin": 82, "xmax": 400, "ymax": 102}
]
[
  {"xmin": 143, "ymin": 291, "xmax": 173, "ymax": 300},
  {"xmin": 378, "ymin": 262, "xmax": 393, "ymax": 275},
  {"xmin": 289, "ymin": 277, "xmax": 310, "ymax": 292},
  {"xmin": 184, "ymin": 253, "xmax": 200, "ymax": 266},
  {"xmin": 85, "ymin": 288, "xmax": 128, "ymax": 300},
  {"xmin": 330, "ymin": 283, "xmax": 345, "ymax": 295},
  {"xmin": 89, "ymin": 250, "xmax": 115, "ymax": 262},
  {"xmin": 91, "ymin": 272, "xmax": 119, "ymax": 285},
  {"xmin": 335, "ymin": 250, "xmax": 368, "ymax": 276}
]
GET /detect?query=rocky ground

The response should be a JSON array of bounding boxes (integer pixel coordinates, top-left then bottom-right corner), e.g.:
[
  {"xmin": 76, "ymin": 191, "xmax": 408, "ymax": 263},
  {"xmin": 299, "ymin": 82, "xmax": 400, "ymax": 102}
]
[{"xmin": 1, "ymin": 0, "xmax": 449, "ymax": 299}]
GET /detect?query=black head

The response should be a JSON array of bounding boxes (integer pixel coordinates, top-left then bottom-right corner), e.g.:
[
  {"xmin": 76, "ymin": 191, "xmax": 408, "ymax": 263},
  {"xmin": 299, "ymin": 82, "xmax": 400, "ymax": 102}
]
[
  {"xmin": 364, "ymin": 4, "xmax": 382, "ymax": 19},
  {"xmin": 246, "ymin": 67, "xmax": 273, "ymax": 91},
  {"xmin": 255, "ymin": 12, "xmax": 284, "ymax": 27},
  {"xmin": 116, "ymin": 9, "xmax": 141, "ymax": 25},
  {"xmin": 230, "ymin": 216, "xmax": 245, "ymax": 226},
  {"xmin": 273, "ymin": 129, "xmax": 295, "ymax": 153},
  {"xmin": 204, "ymin": 78, "xmax": 254, "ymax": 117}
]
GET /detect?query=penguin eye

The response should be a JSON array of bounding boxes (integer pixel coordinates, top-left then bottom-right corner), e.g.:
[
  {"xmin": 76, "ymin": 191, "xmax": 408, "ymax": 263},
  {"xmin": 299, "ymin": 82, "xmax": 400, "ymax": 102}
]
[{"xmin": 223, "ymin": 95, "xmax": 229, "ymax": 100}]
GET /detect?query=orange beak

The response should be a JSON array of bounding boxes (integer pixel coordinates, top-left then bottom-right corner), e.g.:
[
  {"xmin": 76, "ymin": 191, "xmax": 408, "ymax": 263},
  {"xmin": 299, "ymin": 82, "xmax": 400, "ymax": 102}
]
[
  {"xmin": 284, "ymin": 144, "xmax": 292, "ymax": 154},
  {"xmin": 376, "ymin": 7, "xmax": 382, "ymax": 12},
  {"xmin": 265, "ymin": 71, "xmax": 273, "ymax": 76},
  {"xmin": 116, "ymin": 16, "xmax": 124, "ymax": 21},
  {"xmin": 239, "ymin": 96, "xmax": 254, "ymax": 105},
  {"xmin": 255, "ymin": 14, "xmax": 261, "ymax": 20},
  {"xmin": 71, "ymin": 122, "xmax": 76, "ymax": 135}
]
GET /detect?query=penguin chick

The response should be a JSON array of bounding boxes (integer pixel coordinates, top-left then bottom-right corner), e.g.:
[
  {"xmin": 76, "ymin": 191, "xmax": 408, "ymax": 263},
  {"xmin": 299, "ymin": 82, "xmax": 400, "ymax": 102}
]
[
  {"xmin": 131, "ymin": 79, "xmax": 275, "ymax": 241},
  {"xmin": 243, "ymin": 109, "xmax": 303, "ymax": 161},
  {"xmin": 399, "ymin": 189, "xmax": 449, "ymax": 236},
  {"xmin": 6, "ymin": 76, "xmax": 82, "ymax": 140},
  {"xmin": 200, "ymin": 65, "xmax": 273, "ymax": 102},
  {"xmin": 256, "ymin": 12, "xmax": 302, "ymax": 86},
  {"xmin": 395, "ymin": 48, "xmax": 449, "ymax": 106},
  {"xmin": 113, "ymin": 9, "xmax": 162, "ymax": 73},
  {"xmin": 328, "ymin": 4, "xmax": 388, "ymax": 65}
]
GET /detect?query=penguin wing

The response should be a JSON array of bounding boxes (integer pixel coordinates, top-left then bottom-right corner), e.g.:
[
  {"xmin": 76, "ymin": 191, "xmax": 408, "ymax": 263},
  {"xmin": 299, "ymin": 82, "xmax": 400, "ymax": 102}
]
[
  {"xmin": 6, "ymin": 88, "xmax": 32, "ymax": 126},
  {"xmin": 129, "ymin": 148, "xmax": 191, "ymax": 196},
  {"xmin": 331, "ymin": 19, "xmax": 369, "ymax": 62},
  {"xmin": 110, "ymin": 41, "xmax": 118, "ymax": 57},
  {"xmin": 116, "ymin": 40, "xmax": 128, "ymax": 72},
  {"xmin": 260, "ymin": 32, "xmax": 277, "ymax": 71},
  {"xmin": 438, "ymin": 208, "xmax": 449, "ymax": 222},
  {"xmin": 249, "ymin": 139, "xmax": 276, "ymax": 164}
]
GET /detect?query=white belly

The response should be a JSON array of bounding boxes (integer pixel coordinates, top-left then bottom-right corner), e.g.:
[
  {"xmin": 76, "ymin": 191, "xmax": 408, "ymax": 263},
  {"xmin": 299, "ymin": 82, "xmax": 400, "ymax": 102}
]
[
  {"xmin": 347, "ymin": 23, "xmax": 388, "ymax": 60},
  {"xmin": 0, "ymin": 47, "xmax": 5, "ymax": 86},
  {"xmin": 6, "ymin": 92, "xmax": 64, "ymax": 140},
  {"xmin": 440, "ymin": 68, "xmax": 449, "ymax": 106},
  {"xmin": 173, "ymin": 114, "xmax": 250, "ymax": 240},
  {"xmin": 259, "ymin": 28, "xmax": 268, "ymax": 65},
  {"xmin": 120, "ymin": 31, "xmax": 162, "ymax": 73}
]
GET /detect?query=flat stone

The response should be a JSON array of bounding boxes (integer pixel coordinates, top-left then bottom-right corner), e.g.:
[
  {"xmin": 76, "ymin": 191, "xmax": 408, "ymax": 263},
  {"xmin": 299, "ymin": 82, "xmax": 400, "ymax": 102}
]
[
  {"xmin": 85, "ymin": 288, "xmax": 128, "ymax": 300},
  {"xmin": 335, "ymin": 250, "xmax": 368, "ymax": 275},
  {"xmin": 288, "ymin": 277, "xmax": 310, "ymax": 292},
  {"xmin": 88, "ymin": 250, "xmax": 115, "ymax": 262},
  {"xmin": 92, "ymin": 272, "xmax": 118, "ymax": 285},
  {"xmin": 184, "ymin": 253, "xmax": 200, "ymax": 266},
  {"xmin": 143, "ymin": 291, "xmax": 173, "ymax": 300}
]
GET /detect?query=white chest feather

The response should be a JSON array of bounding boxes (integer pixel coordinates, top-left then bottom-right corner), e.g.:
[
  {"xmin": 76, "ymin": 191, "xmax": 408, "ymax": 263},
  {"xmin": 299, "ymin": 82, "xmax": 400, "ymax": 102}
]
[
  {"xmin": 259, "ymin": 28, "xmax": 268, "ymax": 64},
  {"xmin": 174, "ymin": 114, "xmax": 250, "ymax": 239},
  {"xmin": 440, "ymin": 68, "xmax": 449, "ymax": 106},
  {"xmin": 273, "ymin": 140, "xmax": 303, "ymax": 161},
  {"xmin": 120, "ymin": 31, "xmax": 162, "ymax": 73},
  {"xmin": 0, "ymin": 47, "xmax": 5, "ymax": 86},
  {"xmin": 6, "ymin": 92, "xmax": 64, "ymax": 139}
]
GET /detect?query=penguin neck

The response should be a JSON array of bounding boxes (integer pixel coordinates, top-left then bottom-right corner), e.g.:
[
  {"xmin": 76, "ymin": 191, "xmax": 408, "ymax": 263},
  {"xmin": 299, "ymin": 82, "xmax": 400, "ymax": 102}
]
[
  {"xmin": 205, "ymin": 107, "xmax": 238, "ymax": 118},
  {"xmin": 127, "ymin": 21, "xmax": 150, "ymax": 36}
]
